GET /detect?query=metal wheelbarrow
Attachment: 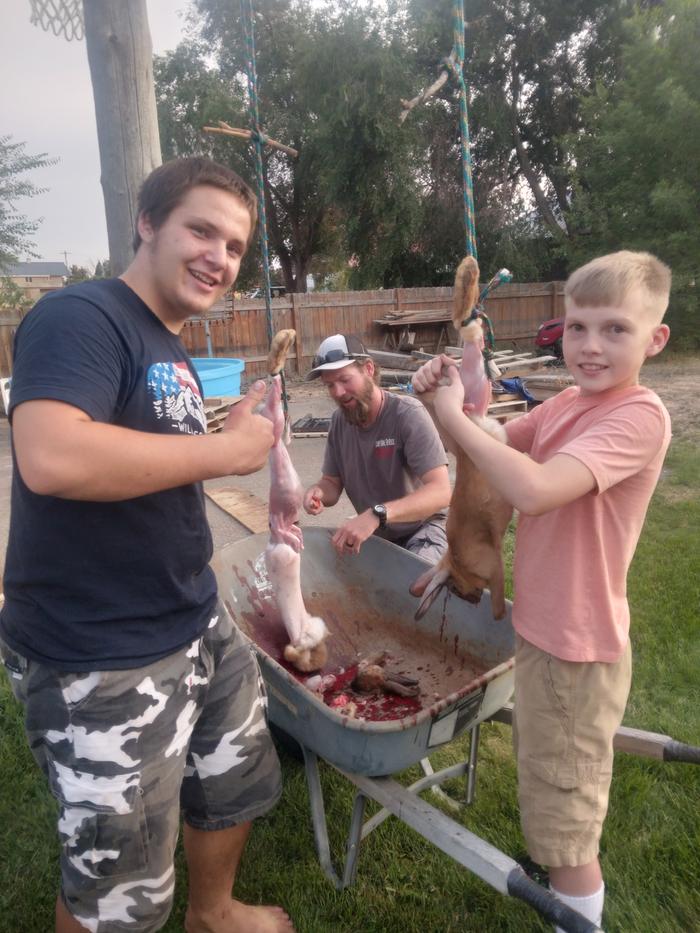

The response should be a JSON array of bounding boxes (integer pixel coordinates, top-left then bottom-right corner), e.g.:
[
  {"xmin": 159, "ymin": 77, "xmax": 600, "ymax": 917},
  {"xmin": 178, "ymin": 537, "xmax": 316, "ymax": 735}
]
[{"xmin": 212, "ymin": 528, "xmax": 695, "ymax": 933}]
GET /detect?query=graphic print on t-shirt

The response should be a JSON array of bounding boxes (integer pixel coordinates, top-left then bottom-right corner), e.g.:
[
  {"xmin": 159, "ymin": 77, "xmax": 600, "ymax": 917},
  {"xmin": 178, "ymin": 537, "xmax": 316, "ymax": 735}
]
[
  {"xmin": 147, "ymin": 361, "xmax": 207, "ymax": 434},
  {"xmin": 374, "ymin": 436, "xmax": 396, "ymax": 460}
]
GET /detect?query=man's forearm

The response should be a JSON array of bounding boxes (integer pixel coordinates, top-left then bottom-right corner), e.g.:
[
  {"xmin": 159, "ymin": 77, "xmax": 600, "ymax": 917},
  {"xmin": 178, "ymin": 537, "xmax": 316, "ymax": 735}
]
[
  {"xmin": 12, "ymin": 402, "xmax": 269, "ymax": 501},
  {"xmin": 382, "ymin": 468, "xmax": 451, "ymax": 524},
  {"xmin": 316, "ymin": 475, "xmax": 343, "ymax": 507}
]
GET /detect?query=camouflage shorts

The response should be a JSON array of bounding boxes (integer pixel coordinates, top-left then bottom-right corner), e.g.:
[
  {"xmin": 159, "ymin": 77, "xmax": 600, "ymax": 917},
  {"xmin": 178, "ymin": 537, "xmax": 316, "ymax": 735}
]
[{"xmin": 1, "ymin": 602, "xmax": 282, "ymax": 933}]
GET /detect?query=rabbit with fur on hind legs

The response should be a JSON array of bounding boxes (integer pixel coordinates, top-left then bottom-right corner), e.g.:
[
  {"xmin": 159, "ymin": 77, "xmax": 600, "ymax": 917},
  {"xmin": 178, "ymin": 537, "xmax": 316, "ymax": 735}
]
[{"xmin": 410, "ymin": 256, "xmax": 512, "ymax": 621}]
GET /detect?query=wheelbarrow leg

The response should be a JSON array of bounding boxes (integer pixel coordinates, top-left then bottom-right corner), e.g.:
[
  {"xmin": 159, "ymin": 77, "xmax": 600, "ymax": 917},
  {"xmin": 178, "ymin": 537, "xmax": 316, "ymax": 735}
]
[
  {"xmin": 466, "ymin": 722, "xmax": 480, "ymax": 804},
  {"xmin": 301, "ymin": 744, "xmax": 367, "ymax": 889},
  {"xmin": 418, "ymin": 722, "xmax": 482, "ymax": 811}
]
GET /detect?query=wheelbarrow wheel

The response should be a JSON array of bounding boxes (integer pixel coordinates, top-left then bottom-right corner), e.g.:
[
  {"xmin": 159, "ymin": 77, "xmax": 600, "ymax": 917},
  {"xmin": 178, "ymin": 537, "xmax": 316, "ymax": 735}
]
[{"xmin": 269, "ymin": 722, "xmax": 304, "ymax": 763}]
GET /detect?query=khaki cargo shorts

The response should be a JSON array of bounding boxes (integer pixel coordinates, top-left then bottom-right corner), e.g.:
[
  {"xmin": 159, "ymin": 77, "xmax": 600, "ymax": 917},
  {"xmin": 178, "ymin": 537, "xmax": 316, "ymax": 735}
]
[
  {"xmin": 1, "ymin": 601, "xmax": 282, "ymax": 933},
  {"xmin": 513, "ymin": 635, "xmax": 632, "ymax": 868},
  {"xmin": 402, "ymin": 518, "xmax": 448, "ymax": 566}
]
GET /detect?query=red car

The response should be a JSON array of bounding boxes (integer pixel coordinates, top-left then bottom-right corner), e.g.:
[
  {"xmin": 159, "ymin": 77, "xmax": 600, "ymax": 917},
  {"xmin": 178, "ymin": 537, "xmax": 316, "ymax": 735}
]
[{"xmin": 535, "ymin": 316, "xmax": 564, "ymax": 359}]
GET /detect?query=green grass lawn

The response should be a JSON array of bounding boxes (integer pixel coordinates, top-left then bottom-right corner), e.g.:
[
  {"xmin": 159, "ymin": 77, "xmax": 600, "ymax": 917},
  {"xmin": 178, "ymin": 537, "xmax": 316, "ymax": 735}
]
[{"xmin": 1, "ymin": 440, "xmax": 698, "ymax": 932}]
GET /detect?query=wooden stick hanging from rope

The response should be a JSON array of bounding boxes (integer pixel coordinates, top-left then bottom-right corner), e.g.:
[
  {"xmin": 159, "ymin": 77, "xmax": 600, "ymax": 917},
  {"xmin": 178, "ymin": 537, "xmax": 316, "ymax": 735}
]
[
  {"xmin": 203, "ymin": 120, "xmax": 298, "ymax": 159},
  {"xmin": 398, "ymin": 52, "xmax": 458, "ymax": 124}
]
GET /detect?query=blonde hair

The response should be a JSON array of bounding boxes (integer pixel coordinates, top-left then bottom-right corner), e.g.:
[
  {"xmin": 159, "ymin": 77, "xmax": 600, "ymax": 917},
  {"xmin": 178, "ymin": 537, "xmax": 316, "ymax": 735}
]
[{"xmin": 565, "ymin": 251, "xmax": 671, "ymax": 321}]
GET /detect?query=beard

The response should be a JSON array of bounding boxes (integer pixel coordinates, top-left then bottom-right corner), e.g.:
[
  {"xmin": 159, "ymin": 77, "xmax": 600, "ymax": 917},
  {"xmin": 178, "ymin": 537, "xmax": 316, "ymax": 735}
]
[{"xmin": 337, "ymin": 376, "xmax": 376, "ymax": 426}]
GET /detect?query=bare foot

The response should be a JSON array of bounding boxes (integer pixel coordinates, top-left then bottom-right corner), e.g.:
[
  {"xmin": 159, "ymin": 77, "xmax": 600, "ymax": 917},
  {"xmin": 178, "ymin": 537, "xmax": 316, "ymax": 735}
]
[{"xmin": 185, "ymin": 899, "xmax": 295, "ymax": 933}]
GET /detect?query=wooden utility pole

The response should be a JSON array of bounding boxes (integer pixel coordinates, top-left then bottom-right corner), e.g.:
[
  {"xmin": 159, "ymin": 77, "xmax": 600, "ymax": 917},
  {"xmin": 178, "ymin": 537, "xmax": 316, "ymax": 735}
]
[{"xmin": 83, "ymin": 0, "xmax": 162, "ymax": 275}]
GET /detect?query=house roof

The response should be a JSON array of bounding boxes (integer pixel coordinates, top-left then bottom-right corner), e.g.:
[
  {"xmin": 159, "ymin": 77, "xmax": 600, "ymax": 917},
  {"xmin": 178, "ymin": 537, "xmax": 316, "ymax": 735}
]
[{"xmin": 6, "ymin": 261, "xmax": 70, "ymax": 277}]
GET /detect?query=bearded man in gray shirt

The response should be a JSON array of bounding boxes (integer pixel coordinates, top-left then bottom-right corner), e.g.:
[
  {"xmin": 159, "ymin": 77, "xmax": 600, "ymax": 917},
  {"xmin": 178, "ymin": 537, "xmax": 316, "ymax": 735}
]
[{"xmin": 303, "ymin": 334, "xmax": 451, "ymax": 562}]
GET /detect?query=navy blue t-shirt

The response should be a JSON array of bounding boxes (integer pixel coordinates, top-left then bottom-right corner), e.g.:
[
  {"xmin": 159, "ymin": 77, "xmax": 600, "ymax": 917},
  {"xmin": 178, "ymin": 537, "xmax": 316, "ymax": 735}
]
[{"xmin": 0, "ymin": 279, "xmax": 218, "ymax": 670}]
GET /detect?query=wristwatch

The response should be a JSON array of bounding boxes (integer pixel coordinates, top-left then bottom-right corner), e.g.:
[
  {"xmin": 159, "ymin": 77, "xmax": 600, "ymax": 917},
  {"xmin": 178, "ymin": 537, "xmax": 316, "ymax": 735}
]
[{"xmin": 371, "ymin": 504, "xmax": 388, "ymax": 528}]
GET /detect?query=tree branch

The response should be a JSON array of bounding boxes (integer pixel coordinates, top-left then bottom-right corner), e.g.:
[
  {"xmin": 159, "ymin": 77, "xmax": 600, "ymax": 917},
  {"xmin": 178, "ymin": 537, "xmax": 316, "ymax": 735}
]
[{"xmin": 509, "ymin": 68, "xmax": 568, "ymax": 238}]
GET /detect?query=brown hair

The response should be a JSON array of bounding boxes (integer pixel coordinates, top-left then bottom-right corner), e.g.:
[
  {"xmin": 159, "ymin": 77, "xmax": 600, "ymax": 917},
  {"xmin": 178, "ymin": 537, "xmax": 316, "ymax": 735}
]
[
  {"xmin": 565, "ymin": 251, "xmax": 671, "ymax": 321},
  {"xmin": 132, "ymin": 157, "xmax": 258, "ymax": 251},
  {"xmin": 348, "ymin": 357, "xmax": 381, "ymax": 386}
]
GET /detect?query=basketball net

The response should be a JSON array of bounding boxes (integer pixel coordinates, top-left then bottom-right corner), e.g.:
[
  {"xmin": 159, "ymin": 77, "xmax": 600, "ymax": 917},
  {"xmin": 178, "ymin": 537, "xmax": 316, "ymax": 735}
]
[{"xmin": 29, "ymin": 0, "xmax": 84, "ymax": 41}]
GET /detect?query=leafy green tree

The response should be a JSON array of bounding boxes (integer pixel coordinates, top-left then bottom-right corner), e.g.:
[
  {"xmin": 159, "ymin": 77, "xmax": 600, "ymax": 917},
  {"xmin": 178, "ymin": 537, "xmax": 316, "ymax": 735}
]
[
  {"xmin": 295, "ymin": 5, "xmax": 426, "ymax": 288},
  {"xmin": 154, "ymin": 0, "xmax": 652, "ymax": 290},
  {"xmin": 0, "ymin": 276, "xmax": 32, "ymax": 311},
  {"xmin": 67, "ymin": 265, "xmax": 91, "ymax": 285},
  {"xmin": 0, "ymin": 136, "xmax": 56, "ymax": 272},
  {"xmin": 567, "ymin": 0, "xmax": 700, "ymax": 346},
  {"xmin": 92, "ymin": 259, "xmax": 112, "ymax": 279},
  {"xmin": 457, "ymin": 0, "xmax": 632, "ymax": 236},
  {"xmin": 156, "ymin": 2, "xmax": 331, "ymax": 292}
]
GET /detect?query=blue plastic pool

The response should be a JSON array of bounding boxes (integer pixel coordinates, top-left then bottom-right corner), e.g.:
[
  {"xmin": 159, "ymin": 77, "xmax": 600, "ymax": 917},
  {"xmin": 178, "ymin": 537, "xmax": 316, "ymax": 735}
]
[{"xmin": 191, "ymin": 358, "xmax": 245, "ymax": 398}]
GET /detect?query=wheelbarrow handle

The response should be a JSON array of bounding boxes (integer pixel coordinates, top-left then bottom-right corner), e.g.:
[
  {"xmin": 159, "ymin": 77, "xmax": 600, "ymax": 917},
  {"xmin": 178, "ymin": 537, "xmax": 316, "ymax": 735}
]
[
  {"xmin": 490, "ymin": 706, "xmax": 700, "ymax": 765},
  {"xmin": 507, "ymin": 867, "xmax": 602, "ymax": 932},
  {"xmin": 664, "ymin": 740, "xmax": 700, "ymax": 765}
]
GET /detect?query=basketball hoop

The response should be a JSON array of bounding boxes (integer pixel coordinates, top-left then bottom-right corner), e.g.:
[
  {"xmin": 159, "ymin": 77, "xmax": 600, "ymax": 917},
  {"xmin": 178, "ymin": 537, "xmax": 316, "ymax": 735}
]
[{"xmin": 29, "ymin": 0, "xmax": 84, "ymax": 41}]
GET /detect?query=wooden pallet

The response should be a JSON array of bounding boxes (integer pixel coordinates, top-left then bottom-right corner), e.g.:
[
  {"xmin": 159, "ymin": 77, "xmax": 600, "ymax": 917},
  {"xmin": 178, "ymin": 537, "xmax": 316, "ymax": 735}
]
[
  {"xmin": 205, "ymin": 486, "xmax": 269, "ymax": 533},
  {"xmin": 488, "ymin": 398, "xmax": 528, "ymax": 422},
  {"xmin": 203, "ymin": 396, "xmax": 242, "ymax": 433},
  {"xmin": 291, "ymin": 414, "xmax": 331, "ymax": 439}
]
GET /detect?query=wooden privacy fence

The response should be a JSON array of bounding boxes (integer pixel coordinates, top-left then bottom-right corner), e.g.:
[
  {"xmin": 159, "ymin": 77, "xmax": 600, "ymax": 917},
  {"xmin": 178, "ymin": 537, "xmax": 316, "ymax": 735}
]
[
  {"xmin": 0, "ymin": 310, "xmax": 22, "ymax": 380},
  {"xmin": 181, "ymin": 281, "xmax": 565, "ymax": 380},
  {"xmin": 0, "ymin": 283, "xmax": 564, "ymax": 380}
]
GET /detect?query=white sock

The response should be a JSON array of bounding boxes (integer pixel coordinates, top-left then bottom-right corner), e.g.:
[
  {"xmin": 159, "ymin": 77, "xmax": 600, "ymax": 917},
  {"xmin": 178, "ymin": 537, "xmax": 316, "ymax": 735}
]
[{"xmin": 551, "ymin": 882, "xmax": 605, "ymax": 931}]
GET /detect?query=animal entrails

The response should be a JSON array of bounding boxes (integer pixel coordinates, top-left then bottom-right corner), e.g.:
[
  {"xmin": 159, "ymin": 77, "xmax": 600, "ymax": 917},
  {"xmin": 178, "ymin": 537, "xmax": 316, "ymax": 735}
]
[{"xmin": 410, "ymin": 256, "xmax": 512, "ymax": 620}]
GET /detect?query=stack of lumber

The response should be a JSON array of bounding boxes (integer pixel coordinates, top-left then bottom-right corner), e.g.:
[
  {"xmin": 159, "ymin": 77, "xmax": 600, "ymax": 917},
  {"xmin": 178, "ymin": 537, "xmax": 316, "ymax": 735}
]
[
  {"xmin": 367, "ymin": 345, "xmax": 575, "ymax": 411},
  {"xmin": 203, "ymin": 396, "xmax": 241, "ymax": 433},
  {"xmin": 521, "ymin": 373, "xmax": 574, "ymax": 401},
  {"xmin": 369, "ymin": 349, "xmax": 421, "ymax": 371},
  {"xmin": 367, "ymin": 349, "xmax": 419, "ymax": 388},
  {"xmin": 491, "ymin": 351, "xmax": 559, "ymax": 377},
  {"xmin": 377, "ymin": 308, "xmax": 452, "ymax": 324},
  {"xmin": 445, "ymin": 347, "xmax": 559, "ymax": 378}
]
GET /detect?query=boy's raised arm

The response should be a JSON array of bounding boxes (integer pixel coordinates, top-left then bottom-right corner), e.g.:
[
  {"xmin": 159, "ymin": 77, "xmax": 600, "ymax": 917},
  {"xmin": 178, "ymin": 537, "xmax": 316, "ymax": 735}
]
[{"xmin": 414, "ymin": 361, "xmax": 596, "ymax": 516}]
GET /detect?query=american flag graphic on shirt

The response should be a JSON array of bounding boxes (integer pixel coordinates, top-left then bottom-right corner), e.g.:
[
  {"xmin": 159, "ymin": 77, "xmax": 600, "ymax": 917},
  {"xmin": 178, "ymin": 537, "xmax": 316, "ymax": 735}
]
[{"xmin": 147, "ymin": 361, "xmax": 207, "ymax": 434}]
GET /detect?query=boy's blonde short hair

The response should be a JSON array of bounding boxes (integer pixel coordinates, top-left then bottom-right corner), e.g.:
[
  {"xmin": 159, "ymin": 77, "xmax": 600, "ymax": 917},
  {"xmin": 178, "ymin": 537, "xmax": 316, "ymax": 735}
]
[{"xmin": 565, "ymin": 251, "xmax": 671, "ymax": 321}]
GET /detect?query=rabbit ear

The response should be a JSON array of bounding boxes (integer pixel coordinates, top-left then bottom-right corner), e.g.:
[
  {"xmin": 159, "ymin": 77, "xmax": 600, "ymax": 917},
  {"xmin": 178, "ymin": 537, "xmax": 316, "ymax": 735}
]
[{"xmin": 412, "ymin": 566, "xmax": 451, "ymax": 621}]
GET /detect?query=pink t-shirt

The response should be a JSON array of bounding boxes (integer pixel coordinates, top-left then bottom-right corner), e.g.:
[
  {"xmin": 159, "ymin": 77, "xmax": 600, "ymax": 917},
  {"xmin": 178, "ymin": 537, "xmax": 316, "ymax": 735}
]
[{"xmin": 505, "ymin": 384, "xmax": 671, "ymax": 662}]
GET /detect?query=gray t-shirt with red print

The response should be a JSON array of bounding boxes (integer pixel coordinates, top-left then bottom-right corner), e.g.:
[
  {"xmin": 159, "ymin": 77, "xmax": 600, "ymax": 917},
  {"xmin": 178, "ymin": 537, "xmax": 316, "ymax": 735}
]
[{"xmin": 321, "ymin": 391, "xmax": 448, "ymax": 542}]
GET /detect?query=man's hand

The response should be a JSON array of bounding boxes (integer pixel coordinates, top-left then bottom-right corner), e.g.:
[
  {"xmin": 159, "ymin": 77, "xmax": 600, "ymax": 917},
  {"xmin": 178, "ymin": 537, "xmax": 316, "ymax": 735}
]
[
  {"xmin": 303, "ymin": 485, "xmax": 325, "ymax": 515},
  {"xmin": 331, "ymin": 510, "xmax": 380, "ymax": 556},
  {"xmin": 221, "ymin": 379, "xmax": 275, "ymax": 474}
]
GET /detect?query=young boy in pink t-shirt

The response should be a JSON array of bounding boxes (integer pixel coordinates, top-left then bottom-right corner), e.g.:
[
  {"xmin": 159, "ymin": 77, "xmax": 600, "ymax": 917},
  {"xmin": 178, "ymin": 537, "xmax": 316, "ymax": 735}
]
[{"xmin": 412, "ymin": 251, "xmax": 672, "ymax": 930}]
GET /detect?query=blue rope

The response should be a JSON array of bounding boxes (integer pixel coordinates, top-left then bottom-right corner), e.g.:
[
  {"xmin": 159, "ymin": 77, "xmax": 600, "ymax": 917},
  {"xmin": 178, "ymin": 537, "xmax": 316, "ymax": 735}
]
[
  {"xmin": 240, "ymin": 0, "xmax": 273, "ymax": 346},
  {"xmin": 446, "ymin": 0, "xmax": 477, "ymax": 260}
]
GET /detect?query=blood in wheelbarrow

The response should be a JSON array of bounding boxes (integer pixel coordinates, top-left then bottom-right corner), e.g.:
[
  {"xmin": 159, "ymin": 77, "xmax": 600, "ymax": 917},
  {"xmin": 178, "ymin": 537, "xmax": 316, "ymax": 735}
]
[
  {"xmin": 214, "ymin": 530, "xmax": 515, "ymax": 776},
  {"xmin": 230, "ymin": 561, "xmax": 492, "ymax": 722}
]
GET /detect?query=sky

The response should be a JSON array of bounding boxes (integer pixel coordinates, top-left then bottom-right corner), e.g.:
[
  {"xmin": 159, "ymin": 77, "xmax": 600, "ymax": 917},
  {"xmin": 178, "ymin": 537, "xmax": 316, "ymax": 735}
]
[{"xmin": 2, "ymin": 0, "xmax": 191, "ymax": 270}]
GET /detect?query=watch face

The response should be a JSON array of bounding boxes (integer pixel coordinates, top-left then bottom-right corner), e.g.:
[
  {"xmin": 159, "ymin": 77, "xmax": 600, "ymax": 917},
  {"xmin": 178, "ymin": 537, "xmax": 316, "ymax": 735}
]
[{"xmin": 373, "ymin": 504, "xmax": 387, "ymax": 525}]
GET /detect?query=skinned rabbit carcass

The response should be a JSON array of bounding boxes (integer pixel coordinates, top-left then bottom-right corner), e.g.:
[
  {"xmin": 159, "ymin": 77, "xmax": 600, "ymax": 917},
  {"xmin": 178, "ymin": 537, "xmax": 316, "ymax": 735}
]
[
  {"xmin": 410, "ymin": 257, "xmax": 513, "ymax": 621},
  {"xmin": 262, "ymin": 330, "xmax": 328, "ymax": 671}
]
